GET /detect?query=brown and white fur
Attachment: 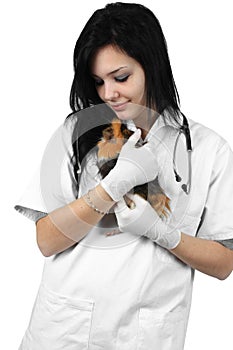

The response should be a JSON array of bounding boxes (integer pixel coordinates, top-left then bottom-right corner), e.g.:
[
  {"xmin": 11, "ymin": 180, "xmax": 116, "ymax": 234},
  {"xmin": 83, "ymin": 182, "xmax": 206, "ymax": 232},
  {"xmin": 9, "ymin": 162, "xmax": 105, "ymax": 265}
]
[{"xmin": 97, "ymin": 118, "xmax": 170, "ymax": 219}]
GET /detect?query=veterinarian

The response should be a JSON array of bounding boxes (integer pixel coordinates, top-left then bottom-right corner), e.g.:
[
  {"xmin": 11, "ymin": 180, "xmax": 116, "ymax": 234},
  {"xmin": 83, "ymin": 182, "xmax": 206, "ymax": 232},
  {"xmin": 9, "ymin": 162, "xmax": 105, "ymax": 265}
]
[{"xmin": 15, "ymin": 2, "xmax": 233, "ymax": 349}]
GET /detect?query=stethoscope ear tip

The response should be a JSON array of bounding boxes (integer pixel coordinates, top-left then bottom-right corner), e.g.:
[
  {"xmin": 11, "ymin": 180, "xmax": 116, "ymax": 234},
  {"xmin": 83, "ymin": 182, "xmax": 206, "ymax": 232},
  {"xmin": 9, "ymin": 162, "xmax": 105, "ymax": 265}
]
[
  {"xmin": 181, "ymin": 184, "xmax": 189, "ymax": 194},
  {"xmin": 175, "ymin": 173, "xmax": 182, "ymax": 182},
  {"xmin": 175, "ymin": 174, "xmax": 189, "ymax": 194}
]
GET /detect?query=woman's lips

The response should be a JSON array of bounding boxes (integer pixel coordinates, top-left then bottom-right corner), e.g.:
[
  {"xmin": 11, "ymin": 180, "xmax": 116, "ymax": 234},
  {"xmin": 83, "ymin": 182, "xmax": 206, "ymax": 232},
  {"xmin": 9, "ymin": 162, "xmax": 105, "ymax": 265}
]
[{"xmin": 110, "ymin": 101, "xmax": 129, "ymax": 111}]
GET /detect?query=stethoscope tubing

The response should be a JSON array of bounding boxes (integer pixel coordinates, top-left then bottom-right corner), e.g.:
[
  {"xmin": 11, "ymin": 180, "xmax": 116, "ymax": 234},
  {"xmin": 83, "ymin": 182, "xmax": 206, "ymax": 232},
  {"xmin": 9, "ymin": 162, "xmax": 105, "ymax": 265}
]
[{"xmin": 173, "ymin": 113, "xmax": 192, "ymax": 195}]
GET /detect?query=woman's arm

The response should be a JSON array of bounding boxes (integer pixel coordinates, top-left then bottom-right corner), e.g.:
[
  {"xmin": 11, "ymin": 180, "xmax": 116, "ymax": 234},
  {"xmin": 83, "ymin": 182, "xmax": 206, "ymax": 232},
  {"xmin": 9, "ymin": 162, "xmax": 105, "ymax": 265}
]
[
  {"xmin": 114, "ymin": 194, "xmax": 233, "ymax": 280},
  {"xmin": 36, "ymin": 184, "xmax": 115, "ymax": 257},
  {"xmin": 170, "ymin": 233, "xmax": 233, "ymax": 280},
  {"xmin": 36, "ymin": 129, "xmax": 161, "ymax": 257}
]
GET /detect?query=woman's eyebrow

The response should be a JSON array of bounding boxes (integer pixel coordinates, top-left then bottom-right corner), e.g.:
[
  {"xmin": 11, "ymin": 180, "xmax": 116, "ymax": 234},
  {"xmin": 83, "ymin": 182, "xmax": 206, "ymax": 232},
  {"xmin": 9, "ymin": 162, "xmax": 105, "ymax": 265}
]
[
  {"xmin": 107, "ymin": 66, "xmax": 128, "ymax": 75},
  {"xmin": 92, "ymin": 66, "xmax": 128, "ymax": 78}
]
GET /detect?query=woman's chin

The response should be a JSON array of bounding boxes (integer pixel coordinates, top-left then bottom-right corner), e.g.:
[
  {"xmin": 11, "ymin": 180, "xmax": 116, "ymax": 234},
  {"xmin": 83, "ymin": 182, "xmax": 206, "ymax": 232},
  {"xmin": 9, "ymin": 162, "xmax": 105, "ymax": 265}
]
[
  {"xmin": 114, "ymin": 111, "xmax": 132, "ymax": 120},
  {"xmin": 109, "ymin": 102, "xmax": 148, "ymax": 122}
]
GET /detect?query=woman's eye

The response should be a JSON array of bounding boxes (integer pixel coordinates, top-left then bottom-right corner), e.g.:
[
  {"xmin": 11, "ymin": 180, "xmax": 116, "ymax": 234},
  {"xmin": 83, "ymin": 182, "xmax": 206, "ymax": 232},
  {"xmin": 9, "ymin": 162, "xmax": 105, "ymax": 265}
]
[
  {"xmin": 93, "ymin": 74, "xmax": 130, "ymax": 86},
  {"xmin": 115, "ymin": 75, "xmax": 130, "ymax": 83}
]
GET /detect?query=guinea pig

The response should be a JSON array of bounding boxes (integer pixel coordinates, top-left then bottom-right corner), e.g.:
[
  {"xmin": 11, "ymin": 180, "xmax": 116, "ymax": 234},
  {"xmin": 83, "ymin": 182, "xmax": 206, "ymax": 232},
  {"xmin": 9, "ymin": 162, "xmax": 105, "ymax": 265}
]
[{"xmin": 97, "ymin": 118, "xmax": 170, "ymax": 218}]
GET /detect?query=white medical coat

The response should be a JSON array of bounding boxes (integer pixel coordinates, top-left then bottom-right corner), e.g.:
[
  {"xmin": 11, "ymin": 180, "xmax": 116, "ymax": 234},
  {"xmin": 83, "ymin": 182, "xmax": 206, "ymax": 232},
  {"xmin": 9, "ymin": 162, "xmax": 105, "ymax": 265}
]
[{"xmin": 15, "ymin": 113, "xmax": 233, "ymax": 350}]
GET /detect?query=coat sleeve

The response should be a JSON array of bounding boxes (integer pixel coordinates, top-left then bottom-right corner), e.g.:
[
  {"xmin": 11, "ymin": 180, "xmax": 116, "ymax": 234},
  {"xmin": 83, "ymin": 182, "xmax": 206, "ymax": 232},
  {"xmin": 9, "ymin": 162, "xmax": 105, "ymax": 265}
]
[
  {"xmin": 14, "ymin": 117, "xmax": 79, "ymax": 223},
  {"xmin": 197, "ymin": 141, "xmax": 233, "ymax": 241}
]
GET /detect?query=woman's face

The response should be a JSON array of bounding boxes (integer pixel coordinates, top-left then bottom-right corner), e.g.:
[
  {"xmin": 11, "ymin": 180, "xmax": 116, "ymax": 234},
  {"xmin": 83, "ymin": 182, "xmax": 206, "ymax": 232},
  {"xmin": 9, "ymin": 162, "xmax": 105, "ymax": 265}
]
[{"xmin": 90, "ymin": 44, "xmax": 147, "ymax": 122}]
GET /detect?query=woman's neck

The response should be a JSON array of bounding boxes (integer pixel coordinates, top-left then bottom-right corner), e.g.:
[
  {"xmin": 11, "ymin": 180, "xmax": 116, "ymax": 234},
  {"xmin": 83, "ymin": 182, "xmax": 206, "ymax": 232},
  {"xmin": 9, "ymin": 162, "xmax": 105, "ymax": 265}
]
[{"xmin": 134, "ymin": 111, "xmax": 158, "ymax": 140}]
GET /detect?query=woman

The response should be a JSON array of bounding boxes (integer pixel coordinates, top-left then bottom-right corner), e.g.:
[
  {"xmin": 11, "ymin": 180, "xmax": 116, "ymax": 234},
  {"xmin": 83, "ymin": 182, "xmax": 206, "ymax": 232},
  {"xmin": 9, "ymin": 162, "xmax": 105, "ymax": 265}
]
[{"xmin": 15, "ymin": 2, "xmax": 233, "ymax": 349}]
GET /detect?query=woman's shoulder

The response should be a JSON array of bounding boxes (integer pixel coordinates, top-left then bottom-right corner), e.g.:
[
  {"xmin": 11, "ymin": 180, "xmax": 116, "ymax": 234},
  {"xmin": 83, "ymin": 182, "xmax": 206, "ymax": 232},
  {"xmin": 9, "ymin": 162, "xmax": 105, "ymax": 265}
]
[{"xmin": 188, "ymin": 117, "xmax": 229, "ymax": 151}]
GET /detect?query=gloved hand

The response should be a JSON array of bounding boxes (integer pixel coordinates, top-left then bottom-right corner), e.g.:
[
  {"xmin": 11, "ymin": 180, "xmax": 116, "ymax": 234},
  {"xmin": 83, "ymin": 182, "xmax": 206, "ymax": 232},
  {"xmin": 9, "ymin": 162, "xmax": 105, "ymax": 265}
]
[
  {"xmin": 114, "ymin": 193, "xmax": 181, "ymax": 250},
  {"xmin": 100, "ymin": 129, "xmax": 159, "ymax": 202}
]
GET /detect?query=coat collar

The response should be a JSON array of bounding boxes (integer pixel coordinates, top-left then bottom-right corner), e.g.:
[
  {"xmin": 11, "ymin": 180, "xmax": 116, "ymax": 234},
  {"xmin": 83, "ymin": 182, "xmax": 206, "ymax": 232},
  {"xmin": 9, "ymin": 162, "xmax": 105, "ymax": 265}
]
[{"xmin": 126, "ymin": 110, "xmax": 181, "ymax": 143}]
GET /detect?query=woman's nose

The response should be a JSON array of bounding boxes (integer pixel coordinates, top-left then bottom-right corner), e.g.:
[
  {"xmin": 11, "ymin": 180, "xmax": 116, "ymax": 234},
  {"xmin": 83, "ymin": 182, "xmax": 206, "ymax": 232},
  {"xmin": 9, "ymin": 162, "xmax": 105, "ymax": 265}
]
[{"xmin": 103, "ymin": 82, "xmax": 120, "ymax": 101}]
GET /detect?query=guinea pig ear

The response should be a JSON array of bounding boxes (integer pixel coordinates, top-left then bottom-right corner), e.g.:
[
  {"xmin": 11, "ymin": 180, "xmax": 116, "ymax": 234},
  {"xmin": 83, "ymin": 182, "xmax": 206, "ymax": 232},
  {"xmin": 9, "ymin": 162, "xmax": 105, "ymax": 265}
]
[{"xmin": 122, "ymin": 128, "xmax": 134, "ymax": 139}]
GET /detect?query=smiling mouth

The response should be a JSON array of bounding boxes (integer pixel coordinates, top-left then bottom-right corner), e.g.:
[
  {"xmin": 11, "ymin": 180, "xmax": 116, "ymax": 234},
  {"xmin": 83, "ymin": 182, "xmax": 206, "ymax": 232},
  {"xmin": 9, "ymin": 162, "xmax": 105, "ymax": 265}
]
[{"xmin": 110, "ymin": 102, "xmax": 129, "ymax": 111}]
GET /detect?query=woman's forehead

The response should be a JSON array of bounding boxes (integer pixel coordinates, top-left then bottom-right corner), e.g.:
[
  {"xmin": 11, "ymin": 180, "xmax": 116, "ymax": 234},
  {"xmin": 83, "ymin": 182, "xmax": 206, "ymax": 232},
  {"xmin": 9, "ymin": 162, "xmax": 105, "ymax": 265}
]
[{"xmin": 90, "ymin": 45, "xmax": 136, "ymax": 76}]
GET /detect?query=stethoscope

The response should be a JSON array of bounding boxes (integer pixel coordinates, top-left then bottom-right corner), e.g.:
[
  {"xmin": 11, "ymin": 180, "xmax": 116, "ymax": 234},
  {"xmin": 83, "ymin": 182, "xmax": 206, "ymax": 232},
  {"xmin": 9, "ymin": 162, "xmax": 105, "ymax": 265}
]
[{"xmin": 172, "ymin": 113, "xmax": 192, "ymax": 195}]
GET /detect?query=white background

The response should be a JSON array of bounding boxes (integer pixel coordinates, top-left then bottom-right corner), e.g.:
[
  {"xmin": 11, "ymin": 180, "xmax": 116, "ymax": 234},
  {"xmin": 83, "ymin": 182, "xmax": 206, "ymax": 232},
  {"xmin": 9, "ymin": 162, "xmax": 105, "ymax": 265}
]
[{"xmin": 1, "ymin": 0, "xmax": 233, "ymax": 349}]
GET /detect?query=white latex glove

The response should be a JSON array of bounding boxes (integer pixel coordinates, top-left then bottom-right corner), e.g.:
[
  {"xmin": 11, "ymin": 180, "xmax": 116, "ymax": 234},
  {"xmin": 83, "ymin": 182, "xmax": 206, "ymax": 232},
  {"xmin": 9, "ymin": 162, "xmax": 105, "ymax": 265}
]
[
  {"xmin": 114, "ymin": 193, "xmax": 181, "ymax": 250},
  {"xmin": 101, "ymin": 129, "xmax": 159, "ymax": 201}
]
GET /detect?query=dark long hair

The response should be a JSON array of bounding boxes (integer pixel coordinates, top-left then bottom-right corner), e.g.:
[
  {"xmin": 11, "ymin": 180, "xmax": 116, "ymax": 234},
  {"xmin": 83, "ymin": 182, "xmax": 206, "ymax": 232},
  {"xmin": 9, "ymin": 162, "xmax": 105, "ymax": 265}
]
[{"xmin": 66, "ymin": 2, "xmax": 183, "ymax": 184}]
